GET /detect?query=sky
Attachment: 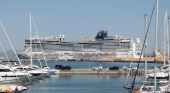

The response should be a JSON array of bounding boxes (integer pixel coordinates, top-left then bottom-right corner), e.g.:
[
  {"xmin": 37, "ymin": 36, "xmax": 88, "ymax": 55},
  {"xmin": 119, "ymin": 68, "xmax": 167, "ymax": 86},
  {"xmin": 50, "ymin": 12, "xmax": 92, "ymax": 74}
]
[{"xmin": 0, "ymin": 0, "xmax": 170, "ymax": 54}]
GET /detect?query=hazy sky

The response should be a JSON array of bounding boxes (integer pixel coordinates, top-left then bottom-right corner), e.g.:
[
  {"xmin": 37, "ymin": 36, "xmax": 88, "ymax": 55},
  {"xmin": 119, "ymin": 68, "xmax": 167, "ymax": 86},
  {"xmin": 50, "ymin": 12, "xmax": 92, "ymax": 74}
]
[{"xmin": 0, "ymin": 0, "xmax": 169, "ymax": 54}]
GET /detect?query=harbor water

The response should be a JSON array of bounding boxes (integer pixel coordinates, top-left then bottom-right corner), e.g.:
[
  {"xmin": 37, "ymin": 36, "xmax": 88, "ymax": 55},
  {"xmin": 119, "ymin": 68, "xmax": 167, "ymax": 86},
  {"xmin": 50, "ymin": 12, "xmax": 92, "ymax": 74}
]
[{"xmin": 21, "ymin": 61, "xmax": 163, "ymax": 93}]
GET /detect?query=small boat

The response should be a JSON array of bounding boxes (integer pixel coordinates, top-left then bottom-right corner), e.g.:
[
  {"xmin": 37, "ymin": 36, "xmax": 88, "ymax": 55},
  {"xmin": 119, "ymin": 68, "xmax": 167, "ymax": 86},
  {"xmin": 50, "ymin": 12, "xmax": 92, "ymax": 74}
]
[{"xmin": 0, "ymin": 84, "xmax": 28, "ymax": 93}]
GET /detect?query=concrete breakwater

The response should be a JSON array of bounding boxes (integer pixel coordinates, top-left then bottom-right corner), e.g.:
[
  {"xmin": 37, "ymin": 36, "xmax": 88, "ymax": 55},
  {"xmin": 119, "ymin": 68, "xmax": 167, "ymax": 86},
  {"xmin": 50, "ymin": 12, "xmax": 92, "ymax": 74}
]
[{"xmin": 59, "ymin": 69, "xmax": 144, "ymax": 75}]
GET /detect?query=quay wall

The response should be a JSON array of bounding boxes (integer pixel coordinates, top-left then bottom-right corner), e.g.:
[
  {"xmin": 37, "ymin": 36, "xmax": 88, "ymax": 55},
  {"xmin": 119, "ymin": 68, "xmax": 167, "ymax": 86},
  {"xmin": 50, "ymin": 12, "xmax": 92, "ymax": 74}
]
[
  {"xmin": 99, "ymin": 56, "xmax": 166, "ymax": 63},
  {"xmin": 59, "ymin": 69, "xmax": 144, "ymax": 75}
]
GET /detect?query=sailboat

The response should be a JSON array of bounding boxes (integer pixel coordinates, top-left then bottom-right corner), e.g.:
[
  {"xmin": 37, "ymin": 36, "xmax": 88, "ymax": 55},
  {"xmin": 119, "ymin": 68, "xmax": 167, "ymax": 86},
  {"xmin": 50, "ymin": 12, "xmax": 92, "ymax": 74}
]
[
  {"xmin": 18, "ymin": 12, "xmax": 59, "ymax": 79},
  {"xmin": 165, "ymin": 7, "xmax": 170, "ymax": 93},
  {"xmin": 123, "ymin": 13, "xmax": 149, "ymax": 93},
  {"xmin": 0, "ymin": 21, "xmax": 33, "ymax": 82},
  {"xmin": 123, "ymin": 56, "xmax": 136, "ymax": 92},
  {"xmin": 0, "ymin": 20, "xmax": 32, "ymax": 92},
  {"xmin": 29, "ymin": 12, "xmax": 59, "ymax": 76},
  {"xmin": 131, "ymin": 0, "xmax": 170, "ymax": 93},
  {"xmin": 22, "ymin": 12, "xmax": 49, "ymax": 79}
]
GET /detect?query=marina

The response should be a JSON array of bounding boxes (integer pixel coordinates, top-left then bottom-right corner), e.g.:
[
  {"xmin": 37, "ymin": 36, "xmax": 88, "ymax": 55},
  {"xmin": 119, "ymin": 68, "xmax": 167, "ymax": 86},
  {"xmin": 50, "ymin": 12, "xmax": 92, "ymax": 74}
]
[
  {"xmin": 11, "ymin": 61, "xmax": 147, "ymax": 93},
  {"xmin": 0, "ymin": 0, "xmax": 170, "ymax": 93},
  {"xmin": 0, "ymin": 60, "xmax": 165, "ymax": 93}
]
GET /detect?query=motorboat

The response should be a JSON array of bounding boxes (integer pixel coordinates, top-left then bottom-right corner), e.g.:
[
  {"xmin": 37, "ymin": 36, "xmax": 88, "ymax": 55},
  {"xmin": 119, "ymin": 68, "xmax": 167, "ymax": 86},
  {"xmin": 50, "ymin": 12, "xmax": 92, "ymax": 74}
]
[{"xmin": 0, "ymin": 64, "xmax": 32, "ymax": 82}]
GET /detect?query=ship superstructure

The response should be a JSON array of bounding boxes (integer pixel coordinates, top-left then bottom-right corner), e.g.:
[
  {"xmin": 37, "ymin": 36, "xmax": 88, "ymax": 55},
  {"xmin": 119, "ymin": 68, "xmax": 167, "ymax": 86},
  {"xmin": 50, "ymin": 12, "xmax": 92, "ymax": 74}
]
[{"xmin": 17, "ymin": 30, "xmax": 143, "ymax": 61}]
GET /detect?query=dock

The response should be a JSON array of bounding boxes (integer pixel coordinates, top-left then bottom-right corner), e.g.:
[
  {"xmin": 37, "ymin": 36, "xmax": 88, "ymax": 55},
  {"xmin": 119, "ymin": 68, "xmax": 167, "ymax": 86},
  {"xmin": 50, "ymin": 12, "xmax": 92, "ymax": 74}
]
[{"xmin": 59, "ymin": 69, "xmax": 144, "ymax": 75}]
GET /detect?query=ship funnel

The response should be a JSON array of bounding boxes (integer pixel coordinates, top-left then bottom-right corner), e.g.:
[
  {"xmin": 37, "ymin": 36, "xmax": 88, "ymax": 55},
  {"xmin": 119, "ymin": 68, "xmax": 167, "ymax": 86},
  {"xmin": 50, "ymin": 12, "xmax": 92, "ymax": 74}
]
[
  {"xmin": 136, "ymin": 38, "xmax": 140, "ymax": 43},
  {"xmin": 95, "ymin": 30, "xmax": 107, "ymax": 40},
  {"xmin": 59, "ymin": 34, "xmax": 62, "ymax": 42},
  {"xmin": 63, "ymin": 35, "xmax": 65, "ymax": 41}
]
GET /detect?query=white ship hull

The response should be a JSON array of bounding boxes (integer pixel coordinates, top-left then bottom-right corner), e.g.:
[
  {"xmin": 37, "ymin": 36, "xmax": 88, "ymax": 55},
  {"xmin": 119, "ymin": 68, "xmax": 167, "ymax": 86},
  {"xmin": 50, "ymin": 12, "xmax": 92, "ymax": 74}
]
[{"xmin": 17, "ymin": 30, "xmax": 143, "ymax": 60}]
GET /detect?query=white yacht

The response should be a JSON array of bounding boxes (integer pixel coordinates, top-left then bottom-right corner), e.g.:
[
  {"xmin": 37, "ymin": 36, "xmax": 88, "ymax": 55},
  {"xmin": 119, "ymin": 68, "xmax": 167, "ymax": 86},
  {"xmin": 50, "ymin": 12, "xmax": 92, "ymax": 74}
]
[{"xmin": 0, "ymin": 64, "xmax": 32, "ymax": 82}]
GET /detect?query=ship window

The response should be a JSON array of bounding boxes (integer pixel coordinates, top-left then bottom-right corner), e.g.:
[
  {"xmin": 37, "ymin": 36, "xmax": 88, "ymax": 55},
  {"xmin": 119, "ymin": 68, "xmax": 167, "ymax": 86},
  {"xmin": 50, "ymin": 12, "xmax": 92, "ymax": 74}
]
[
  {"xmin": 148, "ymin": 77, "xmax": 167, "ymax": 80},
  {"xmin": 4, "ymin": 69, "xmax": 11, "ymax": 72},
  {"xmin": 17, "ymin": 68, "xmax": 23, "ymax": 70},
  {"xmin": 0, "ymin": 69, "xmax": 11, "ymax": 72},
  {"xmin": 0, "ymin": 69, "xmax": 3, "ymax": 72}
]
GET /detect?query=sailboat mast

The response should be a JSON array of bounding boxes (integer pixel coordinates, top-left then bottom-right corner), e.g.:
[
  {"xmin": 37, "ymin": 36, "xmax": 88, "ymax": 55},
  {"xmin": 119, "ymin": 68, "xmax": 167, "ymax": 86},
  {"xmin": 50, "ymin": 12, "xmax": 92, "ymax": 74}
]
[
  {"xmin": 154, "ymin": 0, "xmax": 158, "ymax": 92},
  {"xmin": 164, "ymin": 9, "xmax": 167, "ymax": 67},
  {"xmin": 144, "ymin": 14, "xmax": 148, "ymax": 81},
  {"xmin": 30, "ymin": 12, "xmax": 33, "ymax": 65},
  {"xmin": 0, "ymin": 42, "xmax": 12, "ymax": 67},
  {"xmin": 168, "ymin": 16, "xmax": 170, "ymax": 81}
]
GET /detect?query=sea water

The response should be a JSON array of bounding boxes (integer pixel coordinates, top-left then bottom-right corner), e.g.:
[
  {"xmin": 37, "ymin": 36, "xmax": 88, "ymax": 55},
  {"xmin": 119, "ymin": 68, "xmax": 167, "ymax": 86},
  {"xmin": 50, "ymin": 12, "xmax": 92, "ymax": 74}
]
[{"xmin": 21, "ymin": 61, "xmax": 163, "ymax": 93}]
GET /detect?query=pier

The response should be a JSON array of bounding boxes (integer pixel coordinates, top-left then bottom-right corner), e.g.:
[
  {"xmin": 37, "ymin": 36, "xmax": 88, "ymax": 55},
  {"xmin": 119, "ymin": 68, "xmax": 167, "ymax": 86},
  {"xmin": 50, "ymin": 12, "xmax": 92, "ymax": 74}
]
[{"xmin": 59, "ymin": 69, "xmax": 144, "ymax": 75}]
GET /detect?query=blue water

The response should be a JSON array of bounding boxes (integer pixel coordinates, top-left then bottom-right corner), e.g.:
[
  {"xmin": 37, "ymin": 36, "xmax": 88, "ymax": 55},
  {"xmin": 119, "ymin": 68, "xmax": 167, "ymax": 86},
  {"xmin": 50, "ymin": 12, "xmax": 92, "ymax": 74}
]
[
  {"xmin": 21, "ymin": 61, "xmax": 163, "ymax": 93},
  {"xmin": 22, "ymin": 61, "xmax": 163, "ymax": 69}
]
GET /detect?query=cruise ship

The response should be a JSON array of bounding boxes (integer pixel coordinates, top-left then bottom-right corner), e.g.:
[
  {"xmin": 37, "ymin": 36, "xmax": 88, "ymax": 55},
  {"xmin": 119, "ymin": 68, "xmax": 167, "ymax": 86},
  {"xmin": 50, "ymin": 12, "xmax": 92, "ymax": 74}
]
[{"xmin": 17, "ymin": 30, "xmax": 143, "ymax": 61}]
